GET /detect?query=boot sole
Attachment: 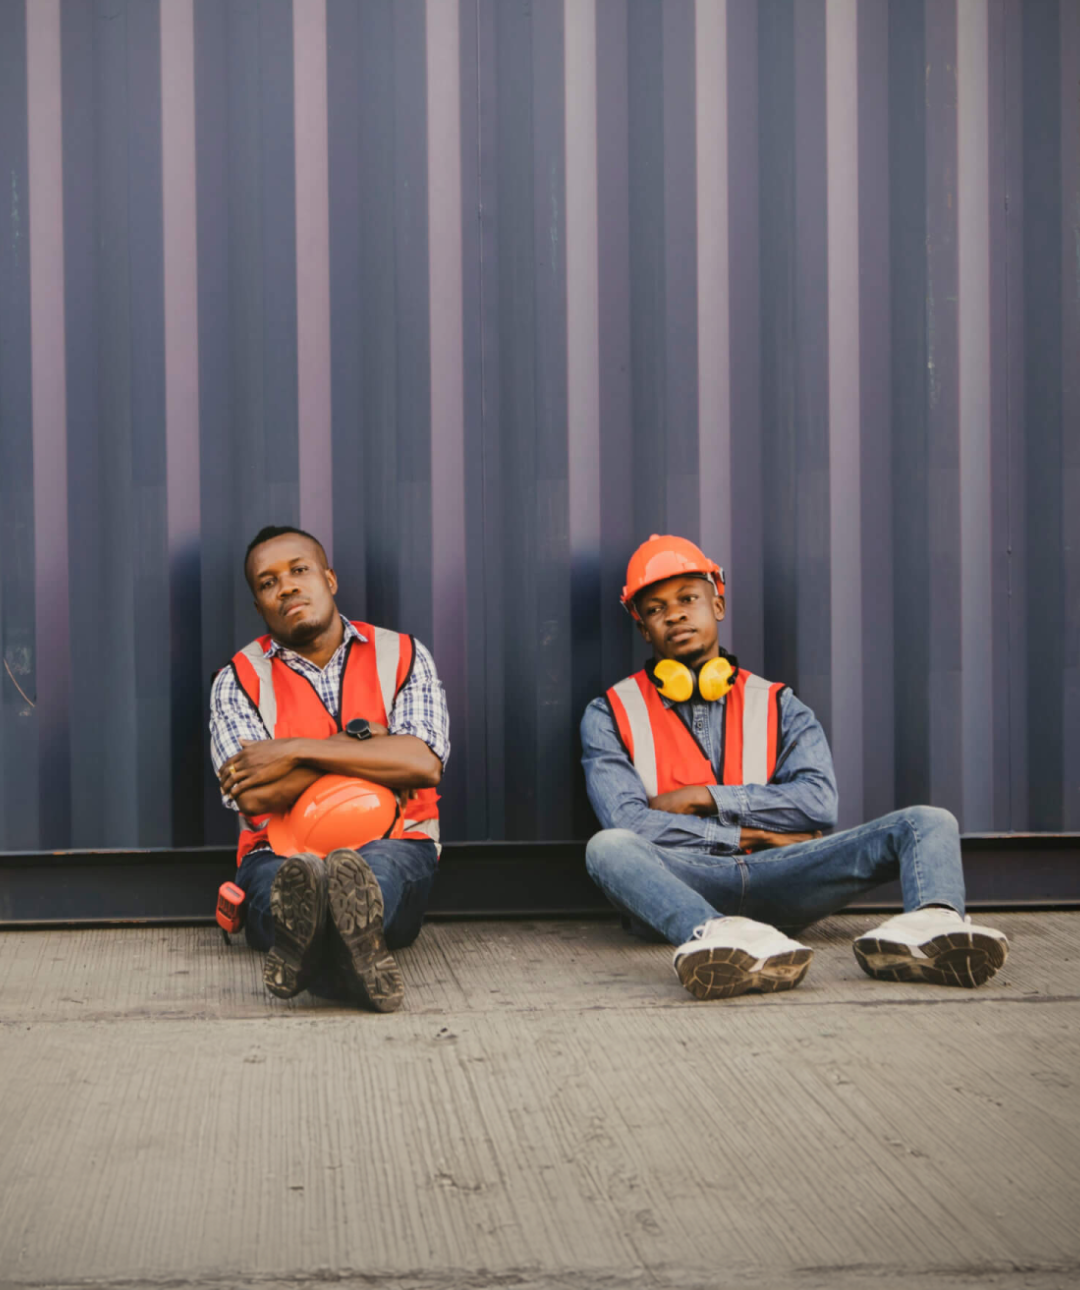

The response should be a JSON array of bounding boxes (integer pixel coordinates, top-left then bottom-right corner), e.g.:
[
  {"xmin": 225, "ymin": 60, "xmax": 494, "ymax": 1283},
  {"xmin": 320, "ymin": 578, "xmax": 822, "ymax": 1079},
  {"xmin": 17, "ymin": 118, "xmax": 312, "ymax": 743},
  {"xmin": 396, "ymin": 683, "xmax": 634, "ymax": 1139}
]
[
  {"xmin": 326, "ymin": 848, "xmax": 404, "ymax": 1013},
  {"xmin": 264, "ymin": 853, "xmax": 327, "ymax": 999},
  {"xmin": 676, "ymin": 946, "xmax": 813, "ymax": 1001},
  {"xmin": 853, "ymin": 930, "xmax": 1008, "ymax": 988}
]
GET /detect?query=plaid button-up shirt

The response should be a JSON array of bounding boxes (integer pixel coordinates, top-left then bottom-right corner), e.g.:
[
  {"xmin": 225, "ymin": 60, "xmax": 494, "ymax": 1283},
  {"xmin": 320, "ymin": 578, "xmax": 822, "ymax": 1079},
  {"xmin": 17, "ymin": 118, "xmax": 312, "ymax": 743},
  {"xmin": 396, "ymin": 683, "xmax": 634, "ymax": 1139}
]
[{"xmin": 209, "ymin": 617, "xmax": 450, "ymax": 812}]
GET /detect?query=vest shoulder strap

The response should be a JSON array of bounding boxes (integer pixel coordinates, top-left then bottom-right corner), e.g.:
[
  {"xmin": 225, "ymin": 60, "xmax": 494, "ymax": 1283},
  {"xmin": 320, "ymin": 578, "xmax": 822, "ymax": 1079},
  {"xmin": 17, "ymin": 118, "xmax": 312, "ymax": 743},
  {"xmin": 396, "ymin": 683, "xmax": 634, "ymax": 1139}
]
[
  {"xmin": 721, "ymin": 670, "xmax": 786, "ymax": 786},
  {"xmin": 232, "ymin": 641, "xmax": 277, "ymax": 736},
  {"xmin": 356, "ymin": 623, "xmax": 412, "ymax": 719},
  {"xmin": 607, "ymin": 674, "xmax": 658, "ymax": 797}
]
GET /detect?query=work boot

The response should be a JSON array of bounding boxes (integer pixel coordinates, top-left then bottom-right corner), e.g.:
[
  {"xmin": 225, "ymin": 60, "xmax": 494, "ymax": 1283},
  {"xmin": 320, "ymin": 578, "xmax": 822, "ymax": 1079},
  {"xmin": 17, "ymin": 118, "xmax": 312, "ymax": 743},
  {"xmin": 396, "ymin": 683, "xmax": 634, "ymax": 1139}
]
[
  {"xmin": 853, "ymin": 907, "xmax": 1008, "ymax": 988},
  {"xmin": 673, "ymin": 916, "xmax": 813, "ymax": 1000},
  {"xmin": 264, "ymin": 852, "xmax": 329, "ymax": 999},
  {"xmin": 325, "ymin": 848, "xmax": 404, "ymax": 1013}
]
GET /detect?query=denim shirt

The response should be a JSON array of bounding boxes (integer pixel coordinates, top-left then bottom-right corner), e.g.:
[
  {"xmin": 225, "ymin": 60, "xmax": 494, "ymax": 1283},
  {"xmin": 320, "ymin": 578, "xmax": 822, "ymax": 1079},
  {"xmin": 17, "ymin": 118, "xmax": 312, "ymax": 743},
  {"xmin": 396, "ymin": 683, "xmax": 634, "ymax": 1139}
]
[{"xmin": 580, "ymin": 682, "xmax": 839, "ymax": 854}]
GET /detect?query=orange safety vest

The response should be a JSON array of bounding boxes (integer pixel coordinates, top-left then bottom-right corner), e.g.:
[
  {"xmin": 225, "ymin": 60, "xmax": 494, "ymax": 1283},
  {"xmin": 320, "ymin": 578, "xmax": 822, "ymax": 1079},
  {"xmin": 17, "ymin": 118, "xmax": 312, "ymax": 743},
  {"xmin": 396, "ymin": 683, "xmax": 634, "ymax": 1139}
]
[
  {"xmin": 605, "ymin": 667, "xmax": 786, "ymax": 798},
  {"xmin": 230, "ymin": 622, "xmax": 440, "ymax": 865}
]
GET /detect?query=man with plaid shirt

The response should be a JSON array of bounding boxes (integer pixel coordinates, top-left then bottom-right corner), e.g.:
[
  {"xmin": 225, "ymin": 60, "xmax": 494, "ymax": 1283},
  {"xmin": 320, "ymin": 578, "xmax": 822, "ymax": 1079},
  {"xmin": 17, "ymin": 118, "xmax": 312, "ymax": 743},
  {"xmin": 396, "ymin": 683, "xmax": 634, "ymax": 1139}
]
[{"xmin": 210, "ymin": 525, "xmax": 449, "ymax": 1012}]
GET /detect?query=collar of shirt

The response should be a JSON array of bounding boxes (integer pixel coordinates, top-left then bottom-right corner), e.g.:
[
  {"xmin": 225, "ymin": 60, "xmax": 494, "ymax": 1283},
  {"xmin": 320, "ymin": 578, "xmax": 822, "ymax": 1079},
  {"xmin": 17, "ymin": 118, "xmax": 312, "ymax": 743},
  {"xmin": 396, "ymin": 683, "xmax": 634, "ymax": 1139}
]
[
  {"xmin": 262, "ymin": 615, "xmax": 367, "ymax": 665},
  {"xmin": 659, "ymin": 692, "xmax": 724, "ymax": 713}
]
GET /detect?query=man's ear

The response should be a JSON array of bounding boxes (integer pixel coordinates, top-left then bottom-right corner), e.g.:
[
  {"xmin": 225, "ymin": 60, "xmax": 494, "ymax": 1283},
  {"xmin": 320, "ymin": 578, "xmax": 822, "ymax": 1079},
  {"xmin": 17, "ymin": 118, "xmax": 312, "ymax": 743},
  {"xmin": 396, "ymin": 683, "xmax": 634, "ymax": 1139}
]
[
  {"xmin": 636, "ymin": 618, "xmax": 650, "ymax": 641},
  {"xmin": 714, "ymin": 595, "xmax": 726, "ymax": 623},
  {"xmin": 325, "ymin": 567, "xmax": 338, "ymax": 596}
]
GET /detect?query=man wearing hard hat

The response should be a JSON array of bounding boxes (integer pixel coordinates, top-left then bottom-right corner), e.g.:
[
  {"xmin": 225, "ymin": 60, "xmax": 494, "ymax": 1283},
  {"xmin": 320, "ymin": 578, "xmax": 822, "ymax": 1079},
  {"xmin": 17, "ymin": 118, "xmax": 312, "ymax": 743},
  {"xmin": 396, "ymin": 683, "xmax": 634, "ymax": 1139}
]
[
  {"xmin": 580, "ymin": 535, "xmax": 1008, "ymax": 1001},
  {"xmin": 210, "ymin": 525, "xmax": 448, "ymax": 1012}
]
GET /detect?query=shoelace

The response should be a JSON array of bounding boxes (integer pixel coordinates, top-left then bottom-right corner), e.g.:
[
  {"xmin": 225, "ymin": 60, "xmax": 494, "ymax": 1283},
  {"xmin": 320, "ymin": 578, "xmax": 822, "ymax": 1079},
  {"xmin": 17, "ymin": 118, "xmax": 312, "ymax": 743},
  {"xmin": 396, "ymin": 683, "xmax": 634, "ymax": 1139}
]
[{"xmin": 689, "ymin": 917, "xmax": 728, "ymax": 941}]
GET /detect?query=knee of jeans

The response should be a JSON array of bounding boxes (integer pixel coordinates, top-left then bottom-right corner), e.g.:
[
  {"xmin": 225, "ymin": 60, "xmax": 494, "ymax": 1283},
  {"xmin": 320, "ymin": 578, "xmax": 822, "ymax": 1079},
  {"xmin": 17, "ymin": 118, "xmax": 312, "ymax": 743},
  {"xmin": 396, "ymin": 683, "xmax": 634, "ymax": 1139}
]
[
  {"xmin": 907, "ymin": 804, "xmax": 959, "ymax": 839},
  {"xmin": 585, "ymin": 829, "xmax": 638, "ymax": 879}
]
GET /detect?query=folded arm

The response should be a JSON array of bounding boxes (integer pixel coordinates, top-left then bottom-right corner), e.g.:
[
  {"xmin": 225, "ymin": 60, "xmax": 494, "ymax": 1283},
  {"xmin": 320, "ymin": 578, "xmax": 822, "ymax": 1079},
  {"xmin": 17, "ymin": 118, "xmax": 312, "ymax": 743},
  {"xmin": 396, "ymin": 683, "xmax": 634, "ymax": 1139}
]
[
  {"xmin": 703, "ymin": 689, "xmax": 839, "ymax": 834},
  {"xmin": 580, "ymin": 685, "xmax": 838, "ymax": 853},
  {"xmin": 221, "ymin": 730, "xmax": 441, "ymax": 817},
  {"xmin": 580, "ymin": 700, "xmax": 744, "ymax": 852},
  {"xmin": 208, "ymin": 641, "xmax": 450, "ymax": 820}
]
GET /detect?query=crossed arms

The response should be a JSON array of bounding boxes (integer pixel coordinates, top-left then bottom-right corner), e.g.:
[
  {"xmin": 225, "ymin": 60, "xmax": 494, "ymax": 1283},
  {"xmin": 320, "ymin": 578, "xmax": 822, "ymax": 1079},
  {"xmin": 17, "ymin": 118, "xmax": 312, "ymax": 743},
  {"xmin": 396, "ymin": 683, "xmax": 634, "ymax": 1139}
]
[
  {"xmin": 218, "ymin": 726, "xmax": 441, "ymax": 818},
  {"xmin": 209, "ymin": 637, "xmax": 448, "ymax": 820},
  {"xmin": 579, "ymin": 687, "xmax": 839, "ymax": 853}
]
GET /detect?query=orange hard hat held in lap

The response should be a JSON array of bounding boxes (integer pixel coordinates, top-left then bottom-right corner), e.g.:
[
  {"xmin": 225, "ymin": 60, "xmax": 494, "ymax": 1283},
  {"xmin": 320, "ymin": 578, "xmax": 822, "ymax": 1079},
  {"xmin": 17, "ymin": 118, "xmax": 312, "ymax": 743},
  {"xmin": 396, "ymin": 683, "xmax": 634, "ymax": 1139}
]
[
  {"xmin": 621, "ymin": 535, "xmax": 725, "ymax": 620},
  {"xmin": 266, "ymin": 774, "xmax": 404, "ymax": 858}
]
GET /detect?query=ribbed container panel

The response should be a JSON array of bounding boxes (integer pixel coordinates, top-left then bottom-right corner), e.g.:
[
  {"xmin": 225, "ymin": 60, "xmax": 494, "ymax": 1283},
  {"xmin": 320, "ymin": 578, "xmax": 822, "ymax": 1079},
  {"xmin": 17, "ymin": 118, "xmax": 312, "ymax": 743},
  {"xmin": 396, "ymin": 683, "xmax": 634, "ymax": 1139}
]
[{"xmin": 0, "ymin": 0, "xmax": 1076, "ymax": 848}]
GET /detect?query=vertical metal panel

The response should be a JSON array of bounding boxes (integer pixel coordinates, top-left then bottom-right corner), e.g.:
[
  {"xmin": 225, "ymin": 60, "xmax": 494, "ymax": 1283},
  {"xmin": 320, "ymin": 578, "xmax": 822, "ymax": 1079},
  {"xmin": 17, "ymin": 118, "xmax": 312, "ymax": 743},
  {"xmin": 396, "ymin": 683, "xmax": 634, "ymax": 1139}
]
[
  {"xmin": 924, "ymin": 0, "xmax": 962, "ymax": 817},
  {"xmin": 725, "ymin": 0, "xmax": 765, "ymax": 671},
  {"xmin": 565, "ymin": 0, "xmax": 602, "ymax": 835},
  {"xmin": 2, "ymin": 0, "xmax": 1077, "ymax": 850},
  {"xmin": 888, "ymin": 0, "xmax": 931, "ymax": 809},
  {"xmin": 989, "ymin": 0, "xmax": 1025, "ymax": 831},
  {"xmin": 326, "ymin": 0, "xmax": 366, "ymax": 616},
  {"xmin": 855, "ymin": 0, "xmax": 895, "ymax": 826},
  {"xmin": 1061, "ymin": 0, "xmax": 1080, "ymax": 831},
  {"xmin": 293, "ymin": 0, "xmax": 333, "ymax": 551},
  {"xmin": 28, "ymin": 0, "xmax": 69, "ymax": 848},
  {"xmin": 456, "ymin": 0, "xmax": 493, "ymax": 842},
  {"xmin": 1, "ymin": 0, "xmax": 37, "ymax": 847},
  {"xmin": 694, "ymin": 0, "xmax": 732, "ymax": 650},
  {"xmin": 595, "ymin": 0, "xmax": 634, "ymax": 692},
  {"xmin": 1023, "ymin": 0, "xmax": 1064, "ymax": 832},
  {"xmin": 161, "ymin": 0, "xmax": 204, "ymax": 845},
  {"xmin": 427, "ymin": 0, "xmax": 468, "ymax": 841},
  {"xmin": 826, "ymin": 0, "xmax": 863, "ymax": 829},
  {"xmin": 958, "ymin": 0, "xmax": 993, "ymax": 832}
]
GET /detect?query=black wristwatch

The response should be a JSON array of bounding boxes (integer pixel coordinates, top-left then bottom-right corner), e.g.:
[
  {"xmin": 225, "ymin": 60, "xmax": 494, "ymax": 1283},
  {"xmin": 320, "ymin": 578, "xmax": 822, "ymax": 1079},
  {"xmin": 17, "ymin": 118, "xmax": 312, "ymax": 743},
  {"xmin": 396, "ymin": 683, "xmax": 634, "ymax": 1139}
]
[{"xmin": 344, "ymin": 718, "xmax": 373, "ymax": 742}]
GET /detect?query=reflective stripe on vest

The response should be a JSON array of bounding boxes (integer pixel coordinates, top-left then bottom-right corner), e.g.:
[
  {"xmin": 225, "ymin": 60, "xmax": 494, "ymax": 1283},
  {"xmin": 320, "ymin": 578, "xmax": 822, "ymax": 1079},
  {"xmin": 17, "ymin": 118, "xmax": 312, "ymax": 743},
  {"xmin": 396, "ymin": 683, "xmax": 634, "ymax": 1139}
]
[
  {"xmin": 401, "ymin": 816, "xmax": 440, "ymax": 844},
  {"xmin": 372, "ymin": 625, "xmax": 403, "ymax": 720},
  {"xmin": 720, "ymin": 671, "xmax": 784, "ymax": 786},
  {"xmin": 237, "ymin": 641, "xmax": 277, "ymax": 735},
  {"xmin": 606, "ymin": 668, "xmax": 784, "ymax": 796},
  {"xmin": 230, "ymin": 622, "xmax": 439, "ymax": 861},
  {"xmin": 608, "ymin": 676, "xmax": 661, "ymax": 798}
]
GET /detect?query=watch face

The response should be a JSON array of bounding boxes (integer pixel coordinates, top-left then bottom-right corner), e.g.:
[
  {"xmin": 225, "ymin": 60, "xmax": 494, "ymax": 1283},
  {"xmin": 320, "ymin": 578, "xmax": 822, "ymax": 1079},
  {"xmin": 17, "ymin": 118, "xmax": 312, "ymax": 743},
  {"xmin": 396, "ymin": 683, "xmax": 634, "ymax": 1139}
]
[{"xmin": 346, "ymin": 718, "xmax": 372, "ymax": 741}]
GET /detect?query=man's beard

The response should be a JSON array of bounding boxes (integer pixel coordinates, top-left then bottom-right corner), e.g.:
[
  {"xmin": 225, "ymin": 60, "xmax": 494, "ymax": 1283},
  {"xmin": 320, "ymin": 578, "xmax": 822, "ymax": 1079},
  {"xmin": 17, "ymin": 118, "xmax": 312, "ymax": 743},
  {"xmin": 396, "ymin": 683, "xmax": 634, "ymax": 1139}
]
[
  {"xmin": 277, "ymin": 612, "xmax": 326, "ymax": 647},
  {"xmin": 670, "ymin": 635, "xmax": 716, "ymax": 671}
]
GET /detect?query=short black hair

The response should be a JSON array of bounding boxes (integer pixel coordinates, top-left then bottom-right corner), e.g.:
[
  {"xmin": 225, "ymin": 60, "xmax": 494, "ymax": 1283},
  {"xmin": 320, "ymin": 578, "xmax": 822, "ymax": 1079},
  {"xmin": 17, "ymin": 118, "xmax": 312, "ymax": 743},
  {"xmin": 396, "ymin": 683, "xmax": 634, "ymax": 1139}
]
[{"xmin": 244, "ymin": 525, "xmax": 328, "ymax": 587}]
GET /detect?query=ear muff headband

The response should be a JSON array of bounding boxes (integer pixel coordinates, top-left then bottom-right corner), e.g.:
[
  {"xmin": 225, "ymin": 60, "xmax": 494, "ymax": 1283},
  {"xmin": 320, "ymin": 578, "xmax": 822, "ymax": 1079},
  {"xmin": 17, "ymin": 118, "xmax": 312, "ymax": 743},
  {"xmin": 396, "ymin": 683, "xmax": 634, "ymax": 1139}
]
[{"xmin": 647, "ymin": 655, "xmax": 737, "ymax": 703}]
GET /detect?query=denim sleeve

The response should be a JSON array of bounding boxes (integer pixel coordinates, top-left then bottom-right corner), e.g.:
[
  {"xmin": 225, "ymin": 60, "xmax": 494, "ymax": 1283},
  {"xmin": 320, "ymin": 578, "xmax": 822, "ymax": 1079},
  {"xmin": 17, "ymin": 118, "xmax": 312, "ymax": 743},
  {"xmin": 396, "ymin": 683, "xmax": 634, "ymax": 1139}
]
[
  {"xmin": 705, "ymin": 688, "xmax": 839, "ymax": 832},
  {"xmin": 580, "ymin": 698, "xmax": 744, "ymax": 852}
]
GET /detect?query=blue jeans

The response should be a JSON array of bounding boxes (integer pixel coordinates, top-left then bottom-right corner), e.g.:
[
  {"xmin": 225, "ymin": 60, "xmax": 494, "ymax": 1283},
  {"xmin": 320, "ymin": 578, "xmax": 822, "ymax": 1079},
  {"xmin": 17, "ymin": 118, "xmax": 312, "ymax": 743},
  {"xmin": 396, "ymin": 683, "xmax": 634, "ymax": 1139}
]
[
  {"xmin": 585, "ymin": 806, "xmax": 966, "ymax": 946},
  {"xmin": 236, "ymin": 838, "xmax": 439, "ymax": 968}
]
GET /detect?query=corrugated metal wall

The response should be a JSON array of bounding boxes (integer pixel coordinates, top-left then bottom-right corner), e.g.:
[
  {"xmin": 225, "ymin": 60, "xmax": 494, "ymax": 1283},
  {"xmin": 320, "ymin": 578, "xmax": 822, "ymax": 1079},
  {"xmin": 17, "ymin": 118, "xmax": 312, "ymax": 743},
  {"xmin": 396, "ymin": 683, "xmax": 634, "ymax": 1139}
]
[{"xmin": 0, "ymin": 0, "xmax": 1076, "ymax": 851}]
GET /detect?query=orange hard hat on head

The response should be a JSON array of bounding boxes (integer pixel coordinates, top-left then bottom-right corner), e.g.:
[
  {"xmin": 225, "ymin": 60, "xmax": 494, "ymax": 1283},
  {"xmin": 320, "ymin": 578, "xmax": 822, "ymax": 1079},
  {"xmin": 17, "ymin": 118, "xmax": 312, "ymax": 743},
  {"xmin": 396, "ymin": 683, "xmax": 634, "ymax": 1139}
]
[
  {"xmin": 621, "ymin": 534, "xmax": 726, "ymax": 620},
  {"xmin": 266, "ymin": 774, "xmax": 403, "ymax": 859}
]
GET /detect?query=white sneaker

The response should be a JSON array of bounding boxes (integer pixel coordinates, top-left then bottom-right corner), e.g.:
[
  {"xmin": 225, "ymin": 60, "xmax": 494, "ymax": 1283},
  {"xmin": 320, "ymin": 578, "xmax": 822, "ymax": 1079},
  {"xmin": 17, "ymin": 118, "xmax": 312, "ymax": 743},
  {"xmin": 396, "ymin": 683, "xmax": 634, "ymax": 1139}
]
[
  {"xmin": 673, "ymin": 916, "xmax": 813, "ymax": 1001},
  {"xmin": 853, "ymin": 907, "xmax": 1008, "ymax": 988}
]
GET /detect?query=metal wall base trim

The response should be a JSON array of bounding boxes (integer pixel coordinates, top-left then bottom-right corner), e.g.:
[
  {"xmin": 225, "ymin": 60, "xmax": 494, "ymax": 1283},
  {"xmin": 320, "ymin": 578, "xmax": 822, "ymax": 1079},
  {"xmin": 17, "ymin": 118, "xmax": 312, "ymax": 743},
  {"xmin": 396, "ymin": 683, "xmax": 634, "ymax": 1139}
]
[{"xmin": 0, "ymin": 834, "xmax": 1076, "ymax": 928}]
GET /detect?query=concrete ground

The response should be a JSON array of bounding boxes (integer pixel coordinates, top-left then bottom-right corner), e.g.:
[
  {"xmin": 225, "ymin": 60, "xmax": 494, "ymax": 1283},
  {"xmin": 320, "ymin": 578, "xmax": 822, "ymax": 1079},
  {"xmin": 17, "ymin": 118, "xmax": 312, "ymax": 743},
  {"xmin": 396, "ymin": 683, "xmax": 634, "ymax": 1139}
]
[{"xmin": 0, "ymin": 912, "xmax": 1077, "ymax": 1290}]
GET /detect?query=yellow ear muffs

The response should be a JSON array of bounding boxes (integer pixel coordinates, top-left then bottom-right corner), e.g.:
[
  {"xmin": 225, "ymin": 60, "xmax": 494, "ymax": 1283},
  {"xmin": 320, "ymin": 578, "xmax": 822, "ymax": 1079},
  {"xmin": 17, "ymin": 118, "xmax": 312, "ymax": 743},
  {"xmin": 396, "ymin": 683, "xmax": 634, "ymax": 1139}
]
[
  {"xmin": 697, "ymin": 656, "xmax": 736, "ymax": 702},
  {"xmin": 649, "ymin": 654, "xmax": 738, "ymax": 703},
  {"xmin": 651, "ymin": 658, "xmax": 695, "ymax": 703}
]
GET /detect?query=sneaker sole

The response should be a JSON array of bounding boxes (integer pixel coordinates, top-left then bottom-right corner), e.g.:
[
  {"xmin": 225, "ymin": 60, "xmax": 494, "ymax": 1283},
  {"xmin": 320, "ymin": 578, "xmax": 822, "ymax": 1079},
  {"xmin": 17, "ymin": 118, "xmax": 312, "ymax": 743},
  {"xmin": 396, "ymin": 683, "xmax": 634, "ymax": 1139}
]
[
  {"xmin": 853, "ymin": 930, "xmax": 1008, "ymax": 988},
  {"xmin": 264, "ymin": 853, "xmax": 327, "ymax": 1000},
  {"xmin": 326, "ymin": 848, "xmax": 404, "ymax": 1013},
  {"xmin": 676, "ymin": 946, "xmax": 813, "ymax": 1001}
]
